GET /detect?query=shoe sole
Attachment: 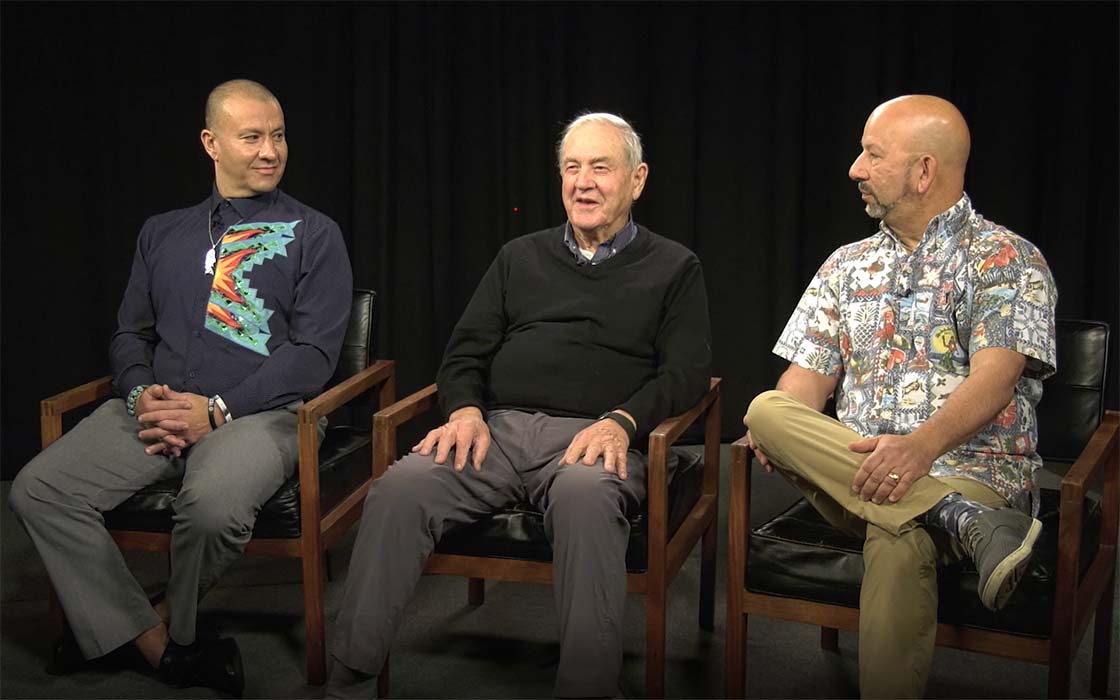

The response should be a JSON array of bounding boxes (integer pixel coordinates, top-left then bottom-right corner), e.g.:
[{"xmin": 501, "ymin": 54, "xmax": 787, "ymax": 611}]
[{"xmin": 980, "ymin": 517, "xmax": 1042, "ymax": 611}]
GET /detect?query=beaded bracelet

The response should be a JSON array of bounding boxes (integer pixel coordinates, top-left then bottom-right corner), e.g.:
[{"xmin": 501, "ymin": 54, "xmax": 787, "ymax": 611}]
[{"xmin": 126, "ymin": 385, "xmax": 149, "ymax": 417}]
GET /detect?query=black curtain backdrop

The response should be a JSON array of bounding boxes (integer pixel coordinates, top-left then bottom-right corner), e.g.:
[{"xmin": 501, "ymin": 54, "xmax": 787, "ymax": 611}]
[{"xmin": 2, "ymin": 2, "xmax": 1117, "ymax": 479}]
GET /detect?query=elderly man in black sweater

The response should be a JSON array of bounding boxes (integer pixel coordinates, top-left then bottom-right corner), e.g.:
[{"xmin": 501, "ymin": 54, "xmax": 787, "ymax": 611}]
[{"xmin": 328, "ymin": 112, "xmax": 712, "ymax": 698}]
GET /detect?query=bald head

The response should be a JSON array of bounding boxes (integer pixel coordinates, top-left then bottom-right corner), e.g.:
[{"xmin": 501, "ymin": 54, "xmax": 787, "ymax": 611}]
[
  {"xmin": 869, "ymin": 95, "xmax": 971, "ymax": 176},
  {"xmin": 205, "ymin": 79, "xmax": 280, "ymax": 131},
  {"xmin": 849, "ymin": 95, "xmax": 973, "ymax": 244}
]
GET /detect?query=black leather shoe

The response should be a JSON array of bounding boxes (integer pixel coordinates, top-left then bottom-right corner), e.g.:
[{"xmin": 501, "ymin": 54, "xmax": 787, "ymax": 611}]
[
  {"xmin": 159, "ymin": 638, "xmax": 244, "ymax": 698},
  {"xmin": 45, "ymin": 628, "xmax": 85, "ymax": 676},
  {"xmin": 48, "ymin": 590, "xmax": 170, "ymax": 676},
  {"xmin": 46, "ymin": 629, "xmax": 148, "ymax": 676}
]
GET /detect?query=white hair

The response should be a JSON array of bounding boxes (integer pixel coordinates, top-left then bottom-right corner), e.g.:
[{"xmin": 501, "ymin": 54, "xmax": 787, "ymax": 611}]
[{"xmin": 556, "ymin": 112, "xmax": 644, "ymax": 171}]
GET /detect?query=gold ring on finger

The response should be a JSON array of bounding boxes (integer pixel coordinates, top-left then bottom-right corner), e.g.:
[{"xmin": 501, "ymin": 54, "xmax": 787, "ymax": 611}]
[{"xmin": 887, "ymin": 472, "xmax": 901, "ymax": 482}]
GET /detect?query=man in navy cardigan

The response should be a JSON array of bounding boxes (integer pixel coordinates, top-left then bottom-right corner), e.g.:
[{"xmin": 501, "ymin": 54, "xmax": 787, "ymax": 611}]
[{"xmin": 10, "ymin": 79, "xmax": 352, "ymax": 696}]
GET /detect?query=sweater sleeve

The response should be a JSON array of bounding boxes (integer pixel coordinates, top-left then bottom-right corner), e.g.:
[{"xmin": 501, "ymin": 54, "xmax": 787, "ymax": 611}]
[
  {"xmin": 616, "ymin": 255, "xmax": 712, "ymax": 438},
  {"xmin": 219, "ymin": 220, "xmax": 353, "ymax": 417},
  {"xmin": 437, "ymin": 251, "xmax": 509, "ymax": 418},
  {"xmin": 109, "ymin": 218, "xmax": 160, "ymax": 397}
]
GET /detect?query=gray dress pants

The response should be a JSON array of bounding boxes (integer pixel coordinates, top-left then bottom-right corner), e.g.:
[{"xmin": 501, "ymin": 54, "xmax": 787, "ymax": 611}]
[
  {"xmin": 9, "ymin": 398, "xmax": 310, "ymax": 659},
  {"xmin": 330, "ymin": 410, "xmax": 648, "ymax": 698}
]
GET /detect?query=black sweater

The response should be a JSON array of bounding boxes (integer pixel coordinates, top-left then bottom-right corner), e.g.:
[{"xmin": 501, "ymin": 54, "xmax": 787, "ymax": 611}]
[{"xmin": 437, "ymin": 224, "xmax": 712, "ymax": 439}]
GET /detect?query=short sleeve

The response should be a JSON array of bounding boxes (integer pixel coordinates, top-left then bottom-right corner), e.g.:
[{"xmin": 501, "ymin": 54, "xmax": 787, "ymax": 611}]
[
  {"xmin": 967, "ymin": 237, "xmax": 1058, "ymax": 380},
  {"xmin": 773, "ymin": 250, "xmax": 845, "ymax": 377}
]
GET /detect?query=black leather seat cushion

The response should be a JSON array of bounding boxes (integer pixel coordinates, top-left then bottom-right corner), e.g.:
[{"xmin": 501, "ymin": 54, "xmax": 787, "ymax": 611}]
[
  {"xmin": 103, "ymin": 425, "xmax": 372, "ymax": 538},
  {"xmin": 434, "ymin": 448, "xmax": 704, "ymax": 572},
  {"xmin": 745, "ymin": 468, "xmax": 1102, "ymax": 638}
]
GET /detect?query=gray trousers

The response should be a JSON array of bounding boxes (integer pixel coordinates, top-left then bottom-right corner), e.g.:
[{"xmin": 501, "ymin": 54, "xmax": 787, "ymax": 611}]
[
  {"xmin": 330, "ymin": 410, "xmax": 648, "ymax": 698},
  {"xmin": 9, "ymin": 398, "xmax": 309, "ymax": 659}
]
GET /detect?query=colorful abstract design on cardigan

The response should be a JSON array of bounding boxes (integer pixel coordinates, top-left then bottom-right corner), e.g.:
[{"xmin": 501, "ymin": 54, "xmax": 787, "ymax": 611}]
[
  {"xmin": 774, "ymin": 196, "xmax": 1057, "ymax": 512},
  {"xmin": 205, "ymin": 220, "xmax": 299, "ymax": 355}
]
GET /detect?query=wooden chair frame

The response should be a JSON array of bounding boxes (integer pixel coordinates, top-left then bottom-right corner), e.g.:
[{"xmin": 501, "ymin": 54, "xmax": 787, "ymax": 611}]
[
  {"xmin": 725, "ymin": 410, "xmax": 1119, "ymax": 699},
  {"xmin": 371, "ymin": 378, "xmax": 722, "ymax": 698},
  {"xmin": 40, "ymin": 358, "xmax": 396, "ymax": 685}
]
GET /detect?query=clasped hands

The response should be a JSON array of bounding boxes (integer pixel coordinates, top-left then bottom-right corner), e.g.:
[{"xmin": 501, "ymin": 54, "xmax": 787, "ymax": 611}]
[
  {"xmin": 134, "ymin": 384, "xmax": 223, "ymax": 457},
  {"xmin": 746, "ymin": 428, "xmax": 936, "ymax": 504},
  {"xmin": 412, "ymin": 407, "xmax": 634, "ymax": 480}
]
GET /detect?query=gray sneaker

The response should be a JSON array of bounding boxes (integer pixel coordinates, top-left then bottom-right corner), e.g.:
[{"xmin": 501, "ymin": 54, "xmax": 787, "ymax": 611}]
[{"xmin": 961, "ymin": 508, "xmax": 1043, "ymax": 611}]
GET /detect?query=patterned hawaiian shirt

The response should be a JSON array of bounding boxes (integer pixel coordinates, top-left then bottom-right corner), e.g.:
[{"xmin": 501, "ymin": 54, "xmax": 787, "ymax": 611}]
[{"xmin": 774, "ymin": 194, "xmax": 1057, "ymax": 512}]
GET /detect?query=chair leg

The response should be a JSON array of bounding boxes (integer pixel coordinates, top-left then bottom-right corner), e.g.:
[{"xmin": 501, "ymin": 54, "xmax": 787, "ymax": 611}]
[
  {"xmin": 724, "ymin": 607, "xmax": 747, "ymax": 699},
  {"xmin": 699, "ymin": 518, "xmax": 717, "ymax": 631},
  {"xmin": 1047, "ymin": 643, "xmax": 1074, "ymax": 698},
  {"xmin": 301, "ymin": 549, "xmax": 327, "ymax": 685},
  {"xmin": 48, "ymin": 583, "xmax": 65, "ymax": 641},
  {"xmin": 378, "ymin": 654, "xmax": 390, "ymax": 698},
  {"xmin": 645, "ymin": 587, "xmax": 667, "ymax": 699},
  {"xmin": 1091, "ymin": 569, "xmax": 1115, "ymax": 697},
  {"xmin": 468, "ymin": 577, "xmax": 485, "ymax": 606},
  {"xmin": 726, "ymin": 439, "xmax": 749, "ymax": 699},
  {"xmin": 821, "ymin": 626, "xmax": 839, "ymax": 652}
]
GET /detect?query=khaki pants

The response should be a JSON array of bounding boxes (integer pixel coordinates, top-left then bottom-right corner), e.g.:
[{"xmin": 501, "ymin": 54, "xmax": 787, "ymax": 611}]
[{"xmin": 746, "ymin": 391, "xmax": 1005, "ymax": 699}]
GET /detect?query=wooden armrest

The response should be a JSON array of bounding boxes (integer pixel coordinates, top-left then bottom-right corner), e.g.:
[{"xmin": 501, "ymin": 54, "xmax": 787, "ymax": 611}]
[
  {"xmin": 371, "ymin": 384, "xmax": 440, "ymax": 478},
  {"xmin": 647, "ymin": 378, "xmax": 720, "ymax": 478},
  {"xmin": 41, "ymin": 375, "xmax": 114, "ymax": 415},
  {"xmin": 1053, "ymin": 410, "xmax": 1119, "ymax": 644},
  {"xmin": 1057, "ymin": 411, "xmax": 1120, "ymax": 563},
  {"xmin": 728, "ymin": 430, "xmax": 763, "ymax": 597},
  {"xmin": 295, "ymin": 360, "xmax": 397, "ymax": 541},
  {"xmin": 730, "ymin": 434, "xmax": 752, "ymax": 469},
  {"xmin": 728, "ymin": 433, "xmax": 753, "ymax": 590},
  {"xmin": 41, "ymin": 375, "xmax": 115, "ymax": 448},
  {"xmin": 731, "ymin": 436, "xmax": 752, "ymax": 462},
  {"xmin": 1060, "ymin": 411, "xmax": 1120, "ymax": 497},
  {"xmin": 299, "ymin": 360, "xmax": 396, "ymax": 425},
  {"xmin": 730, "ymin": 434, "xmax": 754, "ymax": 502},
  {"xmin": 645, "ymin": 379, "xmax": 722, "ymax": 543},
  {"xmin": 374, "ymin": 383, "xmax": 440, "ymax": 431},
  {"xmin": 648, "ymin": 378, "xmax": 722, "ymax": 448}
]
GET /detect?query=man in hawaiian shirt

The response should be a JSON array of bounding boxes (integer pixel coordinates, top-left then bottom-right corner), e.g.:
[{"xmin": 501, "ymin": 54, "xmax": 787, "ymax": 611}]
[{"xmin": 744, "ymin": 94, "xmax": 1057, "ymax": 699}]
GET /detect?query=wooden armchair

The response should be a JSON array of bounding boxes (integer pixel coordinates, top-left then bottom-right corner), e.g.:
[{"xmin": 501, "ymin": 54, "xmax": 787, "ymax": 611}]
[
  {"xmin": 371, "ymin": 378, "xmax": 722, "ymax": 698},
  {"xmin": 39, "ymin": 289, "xmax": 394, "ymax": 685},
  {"xmin": 725, "ymin": 320, "xmax": 1117, "ymax": 698}
]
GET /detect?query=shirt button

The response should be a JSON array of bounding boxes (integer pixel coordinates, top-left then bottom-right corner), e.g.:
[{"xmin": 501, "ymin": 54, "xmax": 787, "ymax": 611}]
[
  {"xmin": 189, "ymin": 371, "xmax": 196, "ymax": 378},
  {"xmin": 194, "ymin": 331, "xmax": 201, "ymax": 338}
]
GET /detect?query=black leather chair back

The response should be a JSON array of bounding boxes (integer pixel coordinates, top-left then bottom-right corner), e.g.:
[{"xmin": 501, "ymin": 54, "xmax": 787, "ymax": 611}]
[
  {"xmin": 330, "ymin": 289, "xmax": 377, "ymax": 387},
  {"xmin": 325, "ymin": 289, "xmax": 377, "ymax": 428},
  {"xmin": 1037, "ymin": 320, "xmax": 1110, "ymax": 462}
]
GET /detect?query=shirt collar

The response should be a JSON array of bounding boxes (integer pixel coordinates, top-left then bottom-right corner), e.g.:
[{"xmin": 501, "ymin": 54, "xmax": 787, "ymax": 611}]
[
  {"xmin": 562, "ymin": 218, "xmax": 637, "ymax": 261},
  {"xmin": 878, "ymin": 193, "xmax": 973, "ymax": 253},
  {"xmin": 209, "ymin": 184, "xmax": 279, "ymax": 222}
]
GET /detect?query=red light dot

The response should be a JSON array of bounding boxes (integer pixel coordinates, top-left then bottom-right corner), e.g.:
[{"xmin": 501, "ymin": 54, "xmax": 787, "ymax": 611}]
[{"xmin": 513, "ymin": 207, "xmax": 519, "ymax": 212}]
